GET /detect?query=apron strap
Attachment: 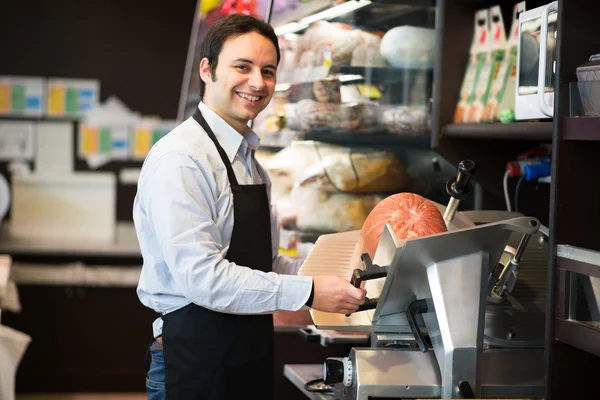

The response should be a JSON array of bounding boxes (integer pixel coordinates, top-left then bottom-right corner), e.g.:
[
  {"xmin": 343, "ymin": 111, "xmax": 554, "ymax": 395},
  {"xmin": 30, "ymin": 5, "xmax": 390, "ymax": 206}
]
[{"xmin": 192, "ymin": 108, "xmax": 239, "ymax": 186}]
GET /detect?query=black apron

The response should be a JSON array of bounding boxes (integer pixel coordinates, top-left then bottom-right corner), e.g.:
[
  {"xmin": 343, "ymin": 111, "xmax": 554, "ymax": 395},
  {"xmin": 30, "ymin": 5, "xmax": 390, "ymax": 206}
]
[{"xmin": 161, "ymin": 109, "xmax": 274, "ymax": 400}]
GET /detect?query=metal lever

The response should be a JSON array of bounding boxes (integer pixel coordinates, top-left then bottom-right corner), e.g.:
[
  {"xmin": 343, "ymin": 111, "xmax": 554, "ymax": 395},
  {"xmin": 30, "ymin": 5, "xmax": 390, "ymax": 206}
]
[
  {"xmin": 443, "ymin": 159, "xmax": 475, "ymax": 227},
  {"xmin": 346, "ymin": 253, "xmax": 388, "ymax": 316},
  {"xmin": 406, "ymin": 299, "xmax": 431, "ymax": 352},
  {"xmin": 490, "ymin": 219, "xmax": 539, "ymax": 301}
]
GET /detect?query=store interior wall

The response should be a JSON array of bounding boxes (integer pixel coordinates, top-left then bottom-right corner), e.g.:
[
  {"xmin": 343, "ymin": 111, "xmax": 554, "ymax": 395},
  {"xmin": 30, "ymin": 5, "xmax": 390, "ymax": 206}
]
[{"xmin": 0, "ymin": 0, "xmax": 198, "ymax": 221}]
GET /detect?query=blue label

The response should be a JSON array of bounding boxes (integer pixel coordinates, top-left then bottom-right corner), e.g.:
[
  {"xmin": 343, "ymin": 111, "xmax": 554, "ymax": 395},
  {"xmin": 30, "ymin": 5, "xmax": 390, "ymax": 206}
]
[
  {"xmin": 26, "ymin": 96, "xmax": 41, "ymax": 110},
  {"xmin": 112, "ymin": 139, "xmax": 127, "ymax": 149}
]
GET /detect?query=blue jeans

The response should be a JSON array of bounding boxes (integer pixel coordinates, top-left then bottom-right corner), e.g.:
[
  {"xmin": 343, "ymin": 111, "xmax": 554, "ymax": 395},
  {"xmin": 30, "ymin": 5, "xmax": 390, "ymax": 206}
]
[{"xmin": 147, "ymin": 347, "xmax": 166, "ymax": 400}]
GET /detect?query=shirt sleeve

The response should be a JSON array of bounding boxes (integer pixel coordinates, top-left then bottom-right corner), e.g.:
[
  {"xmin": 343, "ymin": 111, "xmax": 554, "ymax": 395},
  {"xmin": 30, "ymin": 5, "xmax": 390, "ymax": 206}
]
[{"xmin": 144, "ymin": 151, "xmax": 312, "ymax": 314}]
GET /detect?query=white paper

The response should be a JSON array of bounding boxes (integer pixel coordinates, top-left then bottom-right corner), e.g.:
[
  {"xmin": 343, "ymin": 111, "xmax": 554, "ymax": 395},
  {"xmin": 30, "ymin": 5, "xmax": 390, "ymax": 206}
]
[
  {"xmin": 0, "ymin": 121, "xmax": 35, "ymax": 161},
  {"xmin": 35, "ymin": 121, "xmax": 74, "ymax": 173}
]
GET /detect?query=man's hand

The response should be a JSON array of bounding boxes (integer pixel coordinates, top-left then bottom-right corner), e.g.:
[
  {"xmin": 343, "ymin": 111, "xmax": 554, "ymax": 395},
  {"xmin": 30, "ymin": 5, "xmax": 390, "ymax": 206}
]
[{"xmin": 310, "ymin": 275, "xmax": 367, "ymax": 315}]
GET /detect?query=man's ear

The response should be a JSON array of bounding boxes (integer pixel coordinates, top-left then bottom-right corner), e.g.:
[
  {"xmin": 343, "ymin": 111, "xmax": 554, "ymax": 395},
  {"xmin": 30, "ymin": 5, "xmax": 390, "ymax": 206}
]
[{"xmin": 199, "ymin": 57, "xmax": 211, "ymax": 84}]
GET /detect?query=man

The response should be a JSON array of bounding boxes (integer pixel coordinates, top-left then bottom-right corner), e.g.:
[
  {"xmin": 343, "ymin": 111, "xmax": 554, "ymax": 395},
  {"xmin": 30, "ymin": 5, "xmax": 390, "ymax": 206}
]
[{"xmin": 133, "ymin": 14, "xmax": 366, "ymax": 400}]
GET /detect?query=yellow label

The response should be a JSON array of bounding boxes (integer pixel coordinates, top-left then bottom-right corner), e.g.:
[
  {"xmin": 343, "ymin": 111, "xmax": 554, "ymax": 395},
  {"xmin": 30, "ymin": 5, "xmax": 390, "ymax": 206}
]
[
  {"xmin": 135, "ymin": 129, "xmax": 151, "ymax": 157},
  {"xmin": 357, "ymin": 84, "xmax": 382, "ymax": 99},
  {"xmin": 48, "ymin": 85, "xmax": 66, "ymax": 115},
  {"xmin": 0, "ymin": 84, "xmax": 9, "ymax": 112},
  {"xmin": 81, "ymin": 126, "xmax": 98, "ymax": 155},
  {"xmin": 278, "ymin": 248, "xmax": 298, "ymax": 257}
]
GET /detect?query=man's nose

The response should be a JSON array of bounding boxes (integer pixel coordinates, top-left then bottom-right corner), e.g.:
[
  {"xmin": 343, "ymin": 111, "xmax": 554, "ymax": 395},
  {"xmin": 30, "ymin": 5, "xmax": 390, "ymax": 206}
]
[{"xmin": 248, "ymin": 69, "xmax": 265, "ymax": 91}]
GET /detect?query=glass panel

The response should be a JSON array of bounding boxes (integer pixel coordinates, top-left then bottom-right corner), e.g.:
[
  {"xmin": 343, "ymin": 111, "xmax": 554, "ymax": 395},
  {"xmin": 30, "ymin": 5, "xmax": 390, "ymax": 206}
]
[
  {"xmin": 518, "ymin": 16, "xmax": 540, "ymax": 96},
  {"xmin": 569, "ymin": 271, "xmax": 600, "ymax": 330},
  {"xmin": 545, "ymin": 11, "xmax": 558, "ymax": 94},
  {"xmin": 259, "ymin": 0, "xmax": 436, "ymax": 141}
]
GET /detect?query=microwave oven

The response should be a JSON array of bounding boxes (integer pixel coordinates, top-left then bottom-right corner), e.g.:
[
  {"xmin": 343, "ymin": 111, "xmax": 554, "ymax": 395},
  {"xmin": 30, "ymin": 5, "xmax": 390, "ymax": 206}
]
[{"xmin": 515, "ymin": 1, "xmax": 558, "ymax": 120}]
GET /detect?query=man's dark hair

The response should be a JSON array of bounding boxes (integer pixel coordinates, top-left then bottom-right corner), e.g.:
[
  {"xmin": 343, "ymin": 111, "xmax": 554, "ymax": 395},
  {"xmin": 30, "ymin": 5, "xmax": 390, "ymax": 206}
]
[{"xmin": 198, "ymin": 14, "xmax": 280, "ymax": 99}]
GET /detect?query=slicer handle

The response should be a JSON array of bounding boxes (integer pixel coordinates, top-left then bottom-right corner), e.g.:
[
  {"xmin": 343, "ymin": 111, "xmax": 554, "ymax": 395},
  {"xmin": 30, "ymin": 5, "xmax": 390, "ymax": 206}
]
[
  {"xmin": 407, "ymin": 299, "xmax": 430, "ymax": 353},
  {"xmin": 346, "ymin": 253, "xmax": 388, "ymax": 317},
  {"xmin": 351, "ymin": 253, "xmax": 388, "ymax": 288}
]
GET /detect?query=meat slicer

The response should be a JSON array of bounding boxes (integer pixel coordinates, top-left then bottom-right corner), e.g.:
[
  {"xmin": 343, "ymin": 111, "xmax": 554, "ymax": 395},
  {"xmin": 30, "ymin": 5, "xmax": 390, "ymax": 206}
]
[{"xmin": 290, "ymin": 160, "xmax": 548, "ymax": 399}]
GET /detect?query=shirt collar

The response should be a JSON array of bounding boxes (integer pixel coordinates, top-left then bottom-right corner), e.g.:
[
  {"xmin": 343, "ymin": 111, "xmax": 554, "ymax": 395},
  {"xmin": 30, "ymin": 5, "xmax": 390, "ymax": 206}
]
[{"xmin": 197, "ymin": 102, "xmax": 260, "ymax": 163}]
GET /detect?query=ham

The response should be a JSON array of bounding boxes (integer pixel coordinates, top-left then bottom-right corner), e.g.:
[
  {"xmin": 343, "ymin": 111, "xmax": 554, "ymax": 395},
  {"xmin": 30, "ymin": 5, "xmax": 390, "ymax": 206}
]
[{"xmin": 360, "ymin": 192, "xmax": 447, "ymax": 259}]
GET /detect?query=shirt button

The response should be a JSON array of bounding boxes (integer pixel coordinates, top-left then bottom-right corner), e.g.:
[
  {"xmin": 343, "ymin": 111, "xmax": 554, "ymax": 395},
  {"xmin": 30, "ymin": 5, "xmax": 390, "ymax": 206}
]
[{"xmin": 292, "ymin": 303, "xmax": 297, "ymax": 308}]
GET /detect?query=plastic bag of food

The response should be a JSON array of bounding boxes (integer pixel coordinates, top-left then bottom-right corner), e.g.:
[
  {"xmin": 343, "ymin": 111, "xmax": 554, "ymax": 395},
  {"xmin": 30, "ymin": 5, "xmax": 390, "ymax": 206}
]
[
  {"xmin": 381, "ymin": 105, "xmax": 430, "ymax": 135},
  {"xmin": 293, "ymin": 99, "xmax": 379, "ymax": 133},
  {"xmin": 291, "ymin": 185, "xmax": 385, "ymax": 233},
  {"xmin": 296, "ymin": 147, "xmax": 409, "ymax": 193}
]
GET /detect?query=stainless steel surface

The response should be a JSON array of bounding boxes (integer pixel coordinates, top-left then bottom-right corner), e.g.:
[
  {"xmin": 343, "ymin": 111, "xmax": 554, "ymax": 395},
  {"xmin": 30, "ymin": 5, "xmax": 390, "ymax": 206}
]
[
  {"xmin": 483, "ymin": 309, "xmax": 545, "ymax": 348},
  {"xmin": 295, "ymin": 212, "xmax": 546, "ymax": 399},
  {"xmin": 299, "ymin": 203, "xmax": 476, "ymax": 331},
  {"xmin": 372, "ymin": 217, "xmax": 539, "ymax": 323},
  {"xmin": 443, "ymin": 196, "xmax": 459, "ymax": 228},
  {"xmin": 324, "ymin": 348, "xmax": 545, "ymax": 399},
  {"xmin": 346, "ymin": 349, "xmax": 441, "ymax": 400},
  {"xmin": 284, "ymin": 364, "xmax": 335, "ymax": 400},
  {"xmin": 424, "ymin": 252, "xmax": 488, "ymax": 398},
  {"xmin": 479, "ymin": 349, "xmax": 545, "ymax": 398},
  {"xmin": 558, "ymin": 244, "xmax": 600, "ymax": 266}
]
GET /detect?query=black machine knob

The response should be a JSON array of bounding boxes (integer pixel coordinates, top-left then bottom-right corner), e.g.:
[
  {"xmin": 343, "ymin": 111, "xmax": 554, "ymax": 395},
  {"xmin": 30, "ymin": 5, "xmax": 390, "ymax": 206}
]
[
  {"xmin": 323, "ymin": 358, "xmax": 344, "ymax": 385},
  {"xmin": 323, "ymin": 357, "xmax": 352, "ymax": 387},
  {"xmin": 446, "ymin": 159, "xmax": 475, "ymax": 201}
]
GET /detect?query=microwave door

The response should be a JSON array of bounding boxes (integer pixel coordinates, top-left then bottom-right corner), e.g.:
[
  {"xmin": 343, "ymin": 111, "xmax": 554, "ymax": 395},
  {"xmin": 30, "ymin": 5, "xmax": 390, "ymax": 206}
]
[{"xmin": 538, "ymin": 3, "xmax": 559, "ymax": 117}]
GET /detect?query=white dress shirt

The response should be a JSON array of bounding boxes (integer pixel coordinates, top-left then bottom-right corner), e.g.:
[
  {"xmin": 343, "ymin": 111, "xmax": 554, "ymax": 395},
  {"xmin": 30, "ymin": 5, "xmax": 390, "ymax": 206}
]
[{"xmin": 134, "ymin": 102, "xmax": 313, "ymax": 338}]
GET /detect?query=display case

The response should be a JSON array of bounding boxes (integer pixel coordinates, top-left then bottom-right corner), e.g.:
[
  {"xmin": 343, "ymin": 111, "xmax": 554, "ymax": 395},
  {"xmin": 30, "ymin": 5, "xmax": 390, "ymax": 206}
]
[
  {"xmin": 177, "ymin": 0, "xmax": 464, "ymax": 243},
  {"xmin": 256, "ymin": 0, "xmax": 436, "ymax": 146}
]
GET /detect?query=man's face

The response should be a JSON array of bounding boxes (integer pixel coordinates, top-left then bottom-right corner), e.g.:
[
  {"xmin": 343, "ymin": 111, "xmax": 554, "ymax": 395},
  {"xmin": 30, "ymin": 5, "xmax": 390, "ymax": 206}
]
[{"xmin": 200, "ymin": 31, "xmax": 277, "ymax": 133}]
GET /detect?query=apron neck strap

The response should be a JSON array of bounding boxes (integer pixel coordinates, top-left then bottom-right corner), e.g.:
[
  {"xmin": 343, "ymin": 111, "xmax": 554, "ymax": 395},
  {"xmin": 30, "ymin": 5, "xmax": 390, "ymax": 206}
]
[{"xmin": 192, "ymin": 108, "xmax": 239, "ymax": 186}]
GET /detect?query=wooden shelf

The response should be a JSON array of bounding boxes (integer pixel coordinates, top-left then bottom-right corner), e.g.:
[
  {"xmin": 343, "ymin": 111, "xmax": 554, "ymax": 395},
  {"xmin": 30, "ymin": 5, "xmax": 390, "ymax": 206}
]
[
  {"xmin": 443, "ymin": 122, "xmax": 553, "ymax": 140},
  {"xmin": 563, "ymin": 117, "xmax": 600, "ymax": 141}
]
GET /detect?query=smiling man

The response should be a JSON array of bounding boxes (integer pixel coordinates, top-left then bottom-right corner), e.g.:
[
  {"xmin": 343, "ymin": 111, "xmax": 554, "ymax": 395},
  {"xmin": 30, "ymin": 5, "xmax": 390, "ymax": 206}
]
[{"xmin": 133, "ymin": 14, "xmax": 366, "ymax": 400}]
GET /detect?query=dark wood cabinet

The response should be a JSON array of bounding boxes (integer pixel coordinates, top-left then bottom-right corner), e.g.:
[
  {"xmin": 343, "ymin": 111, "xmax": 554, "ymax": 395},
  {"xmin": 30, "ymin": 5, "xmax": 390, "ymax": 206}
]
[{"xmin": 432, "ymin": 0, "xmax": 600, "ymax": 398}]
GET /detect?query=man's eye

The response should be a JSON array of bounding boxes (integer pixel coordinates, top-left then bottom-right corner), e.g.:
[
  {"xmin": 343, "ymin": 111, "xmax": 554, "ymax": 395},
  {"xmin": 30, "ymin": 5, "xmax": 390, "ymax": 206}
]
[
  {"xmin": 236, "ymin": 65, "xmax": 248, "ymax": 71},
  {"xmin": 263, "ymin": 70, "xmax": 275, "ymax": 76}
]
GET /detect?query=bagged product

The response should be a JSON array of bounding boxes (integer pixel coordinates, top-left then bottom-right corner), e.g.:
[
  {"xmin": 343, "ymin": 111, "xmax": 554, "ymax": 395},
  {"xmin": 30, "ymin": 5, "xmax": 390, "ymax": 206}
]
[
  {"xmin": 296, "ymin": 148, "xmax": 409, "ymax": 194},
  {"xmin": 454, "ymin": 9, "xmax": 489, "ymax": 124}
]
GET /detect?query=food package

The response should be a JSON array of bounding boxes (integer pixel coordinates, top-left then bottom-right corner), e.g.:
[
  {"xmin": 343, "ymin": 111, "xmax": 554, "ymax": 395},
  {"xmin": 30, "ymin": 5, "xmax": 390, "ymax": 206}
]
[
  {"xmin": 351, "ymin": 44, "xmax": 388, "ymax": 67},
  {"xmin": 381, "ymin": 105, "xmax": 430, "ymax": 135},
  {"xmin": 265, "ymin": 141, "xmax": 343, "ymax": 220},
  {"xmin": 292, "ymin": 99, "xmax": 378, "ymax": 133},
  {"xmin": 468, "ymin": 6, "xmax": 506, "ymax": 123},
  {"xmin": 296, "ymin": 148, "xmax": 409, "ymax": 193},
  {"xmin": 454, "ymin": 9, "xmax": 489, "ymax": 123},
  {"xmin": 312, "ymin": 79, "xmax": 342, "ymax": 103},
  {"xmin": 291, "ymin": 185, "xmax": 385, "ymax": 233},
  {"xmin": 486, "ymin": 2, "xmax": 526, "ymax": 122},
  {"xmin": 379, "ymin": 26, "xmax": 436, "ymax": 69},
  {"xmin": 299, "ymin": 21, "xmax": 363, "ymax": 66}
]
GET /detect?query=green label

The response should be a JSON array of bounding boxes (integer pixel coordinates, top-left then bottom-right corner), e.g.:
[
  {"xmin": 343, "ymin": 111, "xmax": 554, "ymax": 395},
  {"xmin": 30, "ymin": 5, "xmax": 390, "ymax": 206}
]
[
  {"xmin": 467, "ymin": 52, "xmax": 487, "ymax": 104},
  {"xmin": 66, "ymin": 88, "xmax": 79, "ymax": 113},
  {"xmin": 99, "ymin": 128, "xmax": 112, "ymax": 153},
  {"xmin": 11, "ymin": 85, "xmax": 26, "ymax": 111},
  {"xmin": 152, "ymin": 130, "xmax": 164, "ymax": 145}
]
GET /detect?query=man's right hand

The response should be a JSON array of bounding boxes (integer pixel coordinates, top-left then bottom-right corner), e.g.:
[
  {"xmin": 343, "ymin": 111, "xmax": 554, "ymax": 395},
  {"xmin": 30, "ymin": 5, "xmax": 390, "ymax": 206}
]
[{"xmin": 310, "ymin": 275, "xmax": 367, "ymax": 315}]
